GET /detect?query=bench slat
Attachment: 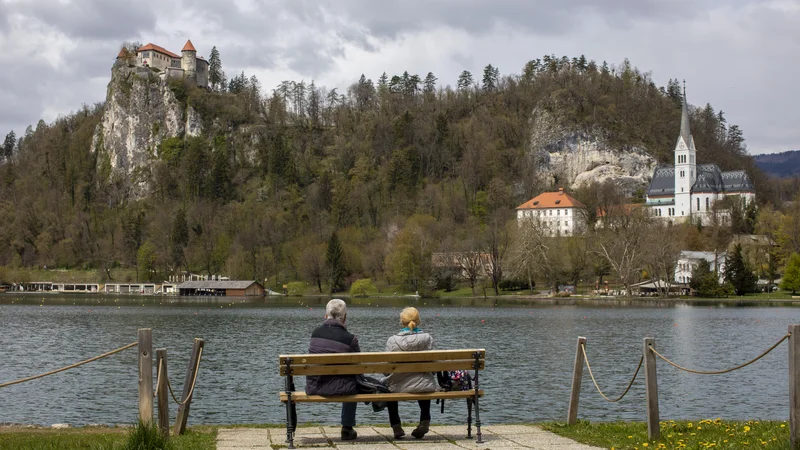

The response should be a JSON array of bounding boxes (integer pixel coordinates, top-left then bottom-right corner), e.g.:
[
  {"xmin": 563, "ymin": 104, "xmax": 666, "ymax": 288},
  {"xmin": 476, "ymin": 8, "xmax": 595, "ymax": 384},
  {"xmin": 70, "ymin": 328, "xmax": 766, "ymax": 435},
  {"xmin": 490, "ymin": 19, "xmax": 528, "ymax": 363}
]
[
  {"xmin": 280, "ymin": 359, "xmax": 484, "ymax": 376},
  {"xmin": 279, "ymin": 349, "xmax": 485, "ymax": 365},
  {"xmin": 280, "ymin": 390, "xmax": 484, "ymax": 403}
]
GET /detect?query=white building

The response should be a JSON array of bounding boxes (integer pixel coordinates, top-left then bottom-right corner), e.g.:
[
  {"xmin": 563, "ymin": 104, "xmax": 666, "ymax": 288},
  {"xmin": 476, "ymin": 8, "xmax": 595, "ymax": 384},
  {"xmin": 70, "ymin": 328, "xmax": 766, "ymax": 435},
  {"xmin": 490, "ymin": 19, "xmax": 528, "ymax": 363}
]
[
  {"xmin": 515, "ymin": 188, "xmax": 586, "ymax": 236},
  {"xmin": 117, "ymin": 40, "xmax": 209, "ymax": 88},
  {"xmin": 674, "ymin": 250, "xmax": 726, "ymax": 284},
  {"xmin": 645, "ymin": 86, "xmax": 755, "ymax": 223}
]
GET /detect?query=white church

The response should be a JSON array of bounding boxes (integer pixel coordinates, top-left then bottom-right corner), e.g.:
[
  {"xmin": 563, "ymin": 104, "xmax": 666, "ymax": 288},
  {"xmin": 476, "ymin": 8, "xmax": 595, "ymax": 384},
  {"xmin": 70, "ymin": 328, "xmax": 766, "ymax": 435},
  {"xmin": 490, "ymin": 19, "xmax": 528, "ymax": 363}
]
[{"xmin": 645, "ymin": 88, "xmax": 755, "ymax": 223}]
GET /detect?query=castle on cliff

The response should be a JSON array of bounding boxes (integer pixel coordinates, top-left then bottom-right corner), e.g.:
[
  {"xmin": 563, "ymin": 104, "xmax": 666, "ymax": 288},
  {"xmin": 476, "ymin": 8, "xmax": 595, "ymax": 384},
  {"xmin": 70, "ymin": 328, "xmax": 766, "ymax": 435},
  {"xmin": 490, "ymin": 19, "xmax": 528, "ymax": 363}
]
[{"xmin": 116, "ymin": 40, "xmax": 209, "ymax": 88}]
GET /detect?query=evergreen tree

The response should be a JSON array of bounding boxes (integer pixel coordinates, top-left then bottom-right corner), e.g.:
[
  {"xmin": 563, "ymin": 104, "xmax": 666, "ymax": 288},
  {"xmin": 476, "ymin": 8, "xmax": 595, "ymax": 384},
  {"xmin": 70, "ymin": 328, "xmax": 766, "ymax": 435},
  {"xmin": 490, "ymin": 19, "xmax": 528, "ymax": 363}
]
[
  {"xmin": 457, "ymin": 70, "xmax": 473, "ymax": 91},
  {"xmin": 725, "ymin": 244, "xmax": 758, "ymax": 295},
  {"xmin": 691, "ymin": 259, "xmax": 732, "ymax": 297},
  {"xmin": 423, "ymin": 72, "xmax": 437, "ymax": 96},
  {"xmin": 482, "ymin": 64, "xmax": 499, "ymax": 91},
  {"xmin": 210, "ymin": 144, "xmax": 231, "ymax": 200},
  {"xmin": 2, "ymin": 130, "xmax": 16, "ymax": 160},
  {"xmin": 781, "ymin": 253, "xmax": 800, "ymax": 294},
  {"xmin": 326, "ymin": 231, "xmax": 346, "ymax": 293},
  {"xmin": 170, "ymin": 209, "xmax": 189, "ymax": 271},
  {"xmin": 208, "ymin": 46, "xmax": 223, "ymax": 91}
]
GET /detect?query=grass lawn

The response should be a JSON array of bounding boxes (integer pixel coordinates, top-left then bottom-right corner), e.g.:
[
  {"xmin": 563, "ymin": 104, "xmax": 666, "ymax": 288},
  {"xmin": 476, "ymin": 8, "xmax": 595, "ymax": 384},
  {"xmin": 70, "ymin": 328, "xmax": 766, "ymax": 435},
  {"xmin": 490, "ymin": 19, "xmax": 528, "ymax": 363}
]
[
  {"xmin": 0, "ymin": 426, "xmax": 216, "ymax": 450},
  {"xmin": 542, "ymin": 419, "xmax": 790, "ymax": 449}
]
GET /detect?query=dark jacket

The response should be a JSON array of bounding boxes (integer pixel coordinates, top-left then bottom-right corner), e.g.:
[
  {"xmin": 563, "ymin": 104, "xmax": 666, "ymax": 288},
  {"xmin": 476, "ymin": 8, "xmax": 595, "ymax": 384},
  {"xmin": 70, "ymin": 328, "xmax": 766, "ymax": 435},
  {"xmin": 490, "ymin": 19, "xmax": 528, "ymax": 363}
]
[{"xmin": 306, "ymin": 319, "xmax": 360, "ymax": 395}]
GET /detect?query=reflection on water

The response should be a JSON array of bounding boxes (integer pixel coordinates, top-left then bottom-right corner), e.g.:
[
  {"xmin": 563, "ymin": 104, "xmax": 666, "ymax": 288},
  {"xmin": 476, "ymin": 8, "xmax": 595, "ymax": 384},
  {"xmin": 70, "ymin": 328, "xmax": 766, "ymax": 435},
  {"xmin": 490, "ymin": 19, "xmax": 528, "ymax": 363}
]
[{"xmin": 0, "ymin": 295, "xmax": 797, "ymax": 425}]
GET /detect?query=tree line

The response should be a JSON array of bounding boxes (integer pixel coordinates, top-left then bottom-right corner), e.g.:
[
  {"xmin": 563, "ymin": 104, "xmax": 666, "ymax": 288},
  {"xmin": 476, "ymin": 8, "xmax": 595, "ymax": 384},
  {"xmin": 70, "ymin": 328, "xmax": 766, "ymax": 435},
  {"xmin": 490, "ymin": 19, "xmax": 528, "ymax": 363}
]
[{"xmin": 0, "ymin": 51, "xmax": 787, "ymax": 294}]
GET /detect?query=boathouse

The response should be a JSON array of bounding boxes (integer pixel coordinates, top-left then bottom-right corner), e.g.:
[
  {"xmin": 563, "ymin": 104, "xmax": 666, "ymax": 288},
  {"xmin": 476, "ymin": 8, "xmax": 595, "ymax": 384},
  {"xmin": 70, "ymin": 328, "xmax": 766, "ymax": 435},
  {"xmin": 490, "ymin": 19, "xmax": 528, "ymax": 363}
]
[{"xmin": 176, "ymin": 280, "xmax": 264, "ymax": 297}]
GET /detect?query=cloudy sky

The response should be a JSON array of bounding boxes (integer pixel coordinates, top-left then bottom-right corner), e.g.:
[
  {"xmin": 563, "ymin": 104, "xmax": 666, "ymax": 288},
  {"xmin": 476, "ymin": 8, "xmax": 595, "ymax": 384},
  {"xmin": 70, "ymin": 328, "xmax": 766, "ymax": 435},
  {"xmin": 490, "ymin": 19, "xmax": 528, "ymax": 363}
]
[{"xmin": 0, "ymin": 0, "xmax": 798, "ymax": 154}]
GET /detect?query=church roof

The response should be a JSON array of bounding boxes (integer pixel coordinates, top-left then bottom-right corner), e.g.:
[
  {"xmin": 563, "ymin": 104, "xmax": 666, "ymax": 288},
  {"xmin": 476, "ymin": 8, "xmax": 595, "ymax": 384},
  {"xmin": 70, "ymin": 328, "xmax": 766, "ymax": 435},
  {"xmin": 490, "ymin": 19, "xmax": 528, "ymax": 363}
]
[
  {"xmin": 137, "ymin": 43, "xmax": 180, "ymax": 59},
  {"xmin": 721, "ymin": 170, "xmax": 755, "ymax": 192},
  {"xmin": 516, "ymin": 189, "xmax": 585, "ymax": 210},
  {"xmin": 646, "ymin": 166, "xmax": 675, "ymax": 197},
  {"xmin": 182, "ymin": 40, "xmax": 197, "ymax": 52},
  {"xmin": 692, "ymin": 164, "xmax": 724, "ymax": 193}
]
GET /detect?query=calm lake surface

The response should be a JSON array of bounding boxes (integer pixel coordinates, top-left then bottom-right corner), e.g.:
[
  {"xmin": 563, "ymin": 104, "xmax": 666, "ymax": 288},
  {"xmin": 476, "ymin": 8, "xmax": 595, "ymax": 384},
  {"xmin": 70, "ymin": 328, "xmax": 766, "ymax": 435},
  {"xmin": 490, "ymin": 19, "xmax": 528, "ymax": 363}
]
[{"xmin": 0, "ymin": 295, "xmax": 796, "ymax": 426}]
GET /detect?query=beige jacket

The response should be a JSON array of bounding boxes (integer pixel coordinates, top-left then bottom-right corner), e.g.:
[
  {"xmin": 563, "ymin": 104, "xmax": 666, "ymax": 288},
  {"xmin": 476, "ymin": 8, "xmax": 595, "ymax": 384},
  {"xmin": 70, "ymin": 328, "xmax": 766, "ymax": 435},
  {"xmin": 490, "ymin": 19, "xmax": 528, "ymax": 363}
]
[{"xmin": 382, "ymin": 330, "xmax": 437, "ymax": 393}]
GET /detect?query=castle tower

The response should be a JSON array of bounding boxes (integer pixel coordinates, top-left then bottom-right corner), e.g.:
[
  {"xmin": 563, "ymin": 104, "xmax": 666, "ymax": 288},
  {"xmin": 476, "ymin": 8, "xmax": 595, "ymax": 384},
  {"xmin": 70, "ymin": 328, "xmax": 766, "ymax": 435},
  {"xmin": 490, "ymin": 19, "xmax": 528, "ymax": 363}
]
[
  {"xmin": 674, "ymin": 82, "xmax": 696, "ymax": 218},
  {"xmin": 181, "ymin": 39, "xmax": 197, "ymax": 78}
]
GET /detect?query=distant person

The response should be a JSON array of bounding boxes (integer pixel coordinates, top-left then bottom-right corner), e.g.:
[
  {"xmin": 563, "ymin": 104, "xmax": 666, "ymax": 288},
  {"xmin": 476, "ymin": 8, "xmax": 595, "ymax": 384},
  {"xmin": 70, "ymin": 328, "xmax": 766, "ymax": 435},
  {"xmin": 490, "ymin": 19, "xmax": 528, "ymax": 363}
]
[
  {"xmin": 305, "ymin": 299, "xmax": 361, "ymax": 441},
  {"xmin": 383, "ymin": 307, "xmax": 436, "ymax": 439}
]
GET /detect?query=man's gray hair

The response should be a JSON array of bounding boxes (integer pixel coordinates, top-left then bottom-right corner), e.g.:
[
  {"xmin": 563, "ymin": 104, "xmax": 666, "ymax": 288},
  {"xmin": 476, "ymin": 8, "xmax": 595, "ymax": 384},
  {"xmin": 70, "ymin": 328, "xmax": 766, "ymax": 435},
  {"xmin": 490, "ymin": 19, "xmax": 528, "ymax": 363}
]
[{"xmin": 326, "ymin": 299, "xmax": 348, "ymax": 322}]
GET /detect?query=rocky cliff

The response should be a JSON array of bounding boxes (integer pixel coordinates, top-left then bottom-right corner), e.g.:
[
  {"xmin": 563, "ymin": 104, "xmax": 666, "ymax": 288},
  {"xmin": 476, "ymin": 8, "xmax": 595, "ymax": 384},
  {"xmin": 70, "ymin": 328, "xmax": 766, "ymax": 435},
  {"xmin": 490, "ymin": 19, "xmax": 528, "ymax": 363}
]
[
  {"xmin": 91, "ymin": 65, "xmax": 202, "ymax": 195},
  {"xmin": 529, "ymin": 108, "xmax": 657, "ymax": 196}
]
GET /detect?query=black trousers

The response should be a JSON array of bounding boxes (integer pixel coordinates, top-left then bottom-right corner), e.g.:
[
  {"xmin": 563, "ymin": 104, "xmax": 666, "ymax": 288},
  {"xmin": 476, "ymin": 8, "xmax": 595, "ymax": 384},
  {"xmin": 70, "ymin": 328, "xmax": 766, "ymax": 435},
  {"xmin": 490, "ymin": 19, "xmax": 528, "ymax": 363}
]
[{"xmin": 387, "ymin": 400, "xmax": 431, "ymax": 426}]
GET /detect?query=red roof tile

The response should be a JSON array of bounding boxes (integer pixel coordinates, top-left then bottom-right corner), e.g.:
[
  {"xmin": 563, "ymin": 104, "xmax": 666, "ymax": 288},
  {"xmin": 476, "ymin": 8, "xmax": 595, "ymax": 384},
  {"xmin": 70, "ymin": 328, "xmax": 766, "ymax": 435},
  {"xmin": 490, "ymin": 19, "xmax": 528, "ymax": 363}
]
[
  {"xmin": 137, "ymin": 43, "xmax": 180, "ymax": 59},
  {"xmin": 116, "ymin": 48, "xmax": 128, "ymax": 58},
  {"xmin": 516, "ymin": 189, "xmax": 585, "ymax": 210},
  {"xmin": 182, "ymin": 40, "xmax": 196, "ymax": 52}
]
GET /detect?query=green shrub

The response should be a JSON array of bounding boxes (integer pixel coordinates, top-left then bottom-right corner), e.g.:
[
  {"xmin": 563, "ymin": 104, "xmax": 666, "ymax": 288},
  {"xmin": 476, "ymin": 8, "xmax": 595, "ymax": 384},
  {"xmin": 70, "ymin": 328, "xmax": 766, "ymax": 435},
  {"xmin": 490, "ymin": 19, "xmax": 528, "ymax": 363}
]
[
  {"xmin": 350, "ymin": 278, "xmax": 378, "ymax": 297},
  {"xmin": 286, "ymin": 281, "xmax": 307, "ymax": 296},
  {"xmin": 123, "ymin": 419, "xmax": 172, "ymax": 450}
]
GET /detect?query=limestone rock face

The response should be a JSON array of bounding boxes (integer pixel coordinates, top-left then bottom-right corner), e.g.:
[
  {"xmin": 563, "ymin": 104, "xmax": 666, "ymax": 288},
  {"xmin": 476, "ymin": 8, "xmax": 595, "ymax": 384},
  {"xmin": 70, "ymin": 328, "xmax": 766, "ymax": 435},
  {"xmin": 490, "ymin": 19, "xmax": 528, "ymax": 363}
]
[
  {"xmin": 529, "ymin": 108, "xmax": 656, "ymax": 196},
  {"xmin": 91, "ymin": 66, "xmax": 202, "ymax": 196}
]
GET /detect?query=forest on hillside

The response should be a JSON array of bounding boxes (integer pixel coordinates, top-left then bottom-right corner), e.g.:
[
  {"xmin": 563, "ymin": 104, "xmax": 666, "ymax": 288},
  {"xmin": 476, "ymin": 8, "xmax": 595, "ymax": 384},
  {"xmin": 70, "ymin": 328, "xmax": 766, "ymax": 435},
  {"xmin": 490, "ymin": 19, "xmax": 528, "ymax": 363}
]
[{"xmin": 0, "ymin": 53, "xmax": 796, "ymax": 294}]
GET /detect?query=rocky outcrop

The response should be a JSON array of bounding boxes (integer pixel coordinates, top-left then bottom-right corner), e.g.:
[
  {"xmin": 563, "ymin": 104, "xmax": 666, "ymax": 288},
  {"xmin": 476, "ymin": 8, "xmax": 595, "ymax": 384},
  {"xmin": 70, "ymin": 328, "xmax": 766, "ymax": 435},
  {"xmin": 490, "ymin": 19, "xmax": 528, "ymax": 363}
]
[
  {"xmin": 91, "ymin": 65, "xmax": 202, "ymax": 196},
  {"xmin": 529, "ymin": 108, "xmax": 656, "ymax": 196}
]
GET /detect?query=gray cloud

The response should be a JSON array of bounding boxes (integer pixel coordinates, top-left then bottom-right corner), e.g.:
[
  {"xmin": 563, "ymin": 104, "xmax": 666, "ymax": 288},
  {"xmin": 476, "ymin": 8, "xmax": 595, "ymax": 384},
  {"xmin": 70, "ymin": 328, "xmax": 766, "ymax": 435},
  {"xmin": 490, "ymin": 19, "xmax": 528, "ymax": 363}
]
[{"xmin": 0, "ymin": 0, "xmax": 797, "ymax": 155}]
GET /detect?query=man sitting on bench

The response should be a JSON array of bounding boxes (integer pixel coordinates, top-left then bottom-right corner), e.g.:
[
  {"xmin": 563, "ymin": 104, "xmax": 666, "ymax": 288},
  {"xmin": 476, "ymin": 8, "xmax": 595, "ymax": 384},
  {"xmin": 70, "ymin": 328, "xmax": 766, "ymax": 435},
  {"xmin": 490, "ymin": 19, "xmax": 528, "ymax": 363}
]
[{"xmin": 306, "ymin": 299, "xmax": 361, "ymax": 441}]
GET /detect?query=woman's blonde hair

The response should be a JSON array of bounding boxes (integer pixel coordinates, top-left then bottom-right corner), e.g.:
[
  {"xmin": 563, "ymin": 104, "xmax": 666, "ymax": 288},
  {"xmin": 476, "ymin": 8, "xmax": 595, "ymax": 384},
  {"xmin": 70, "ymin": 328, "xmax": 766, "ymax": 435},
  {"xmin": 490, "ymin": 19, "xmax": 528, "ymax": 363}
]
[{"xmin": 400, "ymin": 307, "xmax": 421, "ymax": 330}]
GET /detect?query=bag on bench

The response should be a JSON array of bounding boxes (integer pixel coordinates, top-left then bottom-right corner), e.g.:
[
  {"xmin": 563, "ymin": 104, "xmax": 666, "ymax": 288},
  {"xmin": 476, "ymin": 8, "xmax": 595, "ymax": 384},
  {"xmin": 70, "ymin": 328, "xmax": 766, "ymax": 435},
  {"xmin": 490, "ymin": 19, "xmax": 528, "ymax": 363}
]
[
  {"xmin": 436, "ymin": 370, "xmax": 473, "ymax": 413},
  {"xmin": 355, "ymin": 375, "xmax": 391, "ymax": 412}
]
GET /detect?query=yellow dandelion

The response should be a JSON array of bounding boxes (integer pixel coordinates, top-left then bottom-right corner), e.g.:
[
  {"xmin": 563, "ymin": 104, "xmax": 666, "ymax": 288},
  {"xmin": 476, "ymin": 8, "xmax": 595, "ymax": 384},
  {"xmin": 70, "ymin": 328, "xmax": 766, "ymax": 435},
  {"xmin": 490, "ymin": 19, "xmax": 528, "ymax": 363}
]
[
  {"xmin": 628, "ymin": 436, "xmax": 633, "ymax": 439},
  {"xmin": 697, "ymin": 426, "xmax": 702, "ymax": 430},
  {"xmin": 743, "ymin": 426, "xmax": 751, "ymax": 433},
  {"xmin": 781, "ymin": 424, "xmax": 786, "ymax": 428},
  {"xmin": 643, "ymin": 443, "xmax": 649, "ymax": 447}
]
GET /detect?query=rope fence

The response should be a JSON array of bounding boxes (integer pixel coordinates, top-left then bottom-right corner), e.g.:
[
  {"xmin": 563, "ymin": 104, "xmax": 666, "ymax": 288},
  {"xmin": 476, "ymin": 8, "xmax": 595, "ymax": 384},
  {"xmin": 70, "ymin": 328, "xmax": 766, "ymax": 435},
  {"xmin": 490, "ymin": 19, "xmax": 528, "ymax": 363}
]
[
  {"xmin": 581, "ymin": 343, "xmax": 642, "ymax": 402},
  {"xmin": 156, "ymin": 346, "xmax": 204, "ymax": 406},
  {"xmin": 648, "ymin": 333, "xmax": 790, "ymax": 375},
  {"xmin": 0, "ymin": 342, "xmax": 137, "ymax": 389},
  {"xmin": 567, "ymin": 328, "xmax": 800, "ymax": 445}
]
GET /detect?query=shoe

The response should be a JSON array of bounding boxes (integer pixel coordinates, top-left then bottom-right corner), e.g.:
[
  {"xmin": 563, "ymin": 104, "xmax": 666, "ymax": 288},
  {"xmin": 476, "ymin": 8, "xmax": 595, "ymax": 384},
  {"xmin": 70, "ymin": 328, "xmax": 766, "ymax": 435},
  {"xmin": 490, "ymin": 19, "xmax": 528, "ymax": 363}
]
[
  {"xmin": 411, "ymin": 420, "xmax": 429, "ymax": 439},
  {"xmin": 392, "ymin": 424, "xmax": 405, "ymax": 439},
  {"xmin": 341, "ymin": 426, "xmax": 358, "ymax": 441}
]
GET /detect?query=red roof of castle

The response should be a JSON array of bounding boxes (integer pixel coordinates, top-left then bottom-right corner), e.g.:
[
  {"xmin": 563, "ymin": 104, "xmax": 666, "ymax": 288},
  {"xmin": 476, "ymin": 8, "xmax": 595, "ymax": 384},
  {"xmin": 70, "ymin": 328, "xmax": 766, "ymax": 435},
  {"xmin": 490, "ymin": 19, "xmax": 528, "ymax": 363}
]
[
  {"xmin": 137, "ymin": 43, "xmax": 180, "ymax": 59},
  {"xmin": 516, "ymin": 189, "xmax": 586, "ymax": 210},
  {"xmin": 116, "ymin": 48, "xmax": 128, "ymax": 58},
  {"xmin": 182, "ymin": 40, "xmax": 196, "ymax": 52}
]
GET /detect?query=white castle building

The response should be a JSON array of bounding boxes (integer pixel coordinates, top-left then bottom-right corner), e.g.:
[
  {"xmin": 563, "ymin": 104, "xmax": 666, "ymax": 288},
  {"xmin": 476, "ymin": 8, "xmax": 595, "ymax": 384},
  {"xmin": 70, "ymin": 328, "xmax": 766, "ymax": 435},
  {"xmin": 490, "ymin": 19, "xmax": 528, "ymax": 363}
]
[
  {"xmin": 116, "ymin": 40, "xmax": 209, "ymax": 88},
  {"xmin": 645, "ymin": 87, "xmax": 755, "ymax": 223}
]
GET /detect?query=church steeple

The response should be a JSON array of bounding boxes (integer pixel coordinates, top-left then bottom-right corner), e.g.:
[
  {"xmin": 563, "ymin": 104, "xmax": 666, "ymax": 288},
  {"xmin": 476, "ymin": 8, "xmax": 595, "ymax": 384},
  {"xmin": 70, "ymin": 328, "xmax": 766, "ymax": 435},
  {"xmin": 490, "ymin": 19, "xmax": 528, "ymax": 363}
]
[{"xmin": 679, "ymin": 81, "xmax": 692, "ymax": 147}]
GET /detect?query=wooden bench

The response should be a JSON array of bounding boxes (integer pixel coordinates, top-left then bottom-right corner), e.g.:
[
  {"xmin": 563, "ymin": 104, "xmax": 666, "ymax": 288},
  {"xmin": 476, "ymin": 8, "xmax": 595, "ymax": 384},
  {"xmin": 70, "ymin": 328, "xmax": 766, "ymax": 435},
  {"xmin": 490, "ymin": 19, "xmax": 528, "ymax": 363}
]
[{"xmin": 279, "ymin": 349, "xmax": 486, "ymax": 448}]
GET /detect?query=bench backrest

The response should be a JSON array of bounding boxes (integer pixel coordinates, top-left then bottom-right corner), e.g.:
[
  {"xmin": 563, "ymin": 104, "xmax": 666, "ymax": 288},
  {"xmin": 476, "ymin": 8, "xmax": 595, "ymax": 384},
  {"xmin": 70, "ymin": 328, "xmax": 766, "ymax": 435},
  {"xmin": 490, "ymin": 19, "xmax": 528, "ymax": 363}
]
[{"xmin": 279, "ymin": 349, "xmax": 485, "ymax": 377}]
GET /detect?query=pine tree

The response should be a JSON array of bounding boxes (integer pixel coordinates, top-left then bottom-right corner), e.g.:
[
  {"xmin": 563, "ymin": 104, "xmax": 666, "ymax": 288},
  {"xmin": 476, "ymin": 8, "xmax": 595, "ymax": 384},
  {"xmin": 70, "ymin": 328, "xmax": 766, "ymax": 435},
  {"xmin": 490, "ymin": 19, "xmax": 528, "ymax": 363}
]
[
  {"xmin": 781, "ymin": 253, "xmax": 800, "ymax": 294},
  {"xmin": 423, "ymin": 72, "xmax": 437, "ymax": 96},
  {"xmin": 725, "ymin": 244, "xmax": 757, "ymax": 295},
  {"xmin": 210, "ymin": 144, "xmax": 230, "ymax": 200},
  {"xmin": 2, "ymin": 131, "xmax": 16, "ymax": 160},
  {"xmin": 482, "ymin": 64, "xmax": 498, "ymax": 91},
  {"xmin": 457, "ymin": 70, "xmax": 473, "ymax": 91},
  {"xmin": 326, "ymin": 231, "xmax": 346, "ymax": 293},
  {"xmin": 208, "ymin": 46, "xmax": 223, "ymax": 91}
]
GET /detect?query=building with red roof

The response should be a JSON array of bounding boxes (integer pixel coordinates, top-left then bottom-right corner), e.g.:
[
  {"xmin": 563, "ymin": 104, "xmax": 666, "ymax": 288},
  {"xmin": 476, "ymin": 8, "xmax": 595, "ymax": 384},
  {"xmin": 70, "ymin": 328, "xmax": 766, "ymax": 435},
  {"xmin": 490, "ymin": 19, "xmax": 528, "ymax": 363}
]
[
  {"xmin": 118, "ymin": 40, "xmax": 209, "ymax": 88},
  {"xmin": 516, "ymin": 188, "xmax": 587, "ymax": 236}
]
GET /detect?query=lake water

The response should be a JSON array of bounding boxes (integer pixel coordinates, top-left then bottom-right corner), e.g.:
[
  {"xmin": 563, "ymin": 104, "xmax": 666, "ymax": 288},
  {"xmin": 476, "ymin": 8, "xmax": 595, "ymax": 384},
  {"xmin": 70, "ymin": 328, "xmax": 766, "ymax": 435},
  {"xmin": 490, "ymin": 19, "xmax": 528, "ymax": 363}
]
[{"xmin": 0, "ymin": 295, "xmax": 797, "ymax": 426}]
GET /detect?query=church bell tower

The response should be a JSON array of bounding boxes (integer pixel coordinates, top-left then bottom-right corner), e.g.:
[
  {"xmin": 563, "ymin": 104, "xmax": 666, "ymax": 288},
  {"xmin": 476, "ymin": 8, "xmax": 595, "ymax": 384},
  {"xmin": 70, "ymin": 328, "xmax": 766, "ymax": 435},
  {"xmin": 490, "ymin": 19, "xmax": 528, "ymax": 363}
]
[{"xmin": 674, "ymin": 82, "xmax": 696, "ymax": 218}]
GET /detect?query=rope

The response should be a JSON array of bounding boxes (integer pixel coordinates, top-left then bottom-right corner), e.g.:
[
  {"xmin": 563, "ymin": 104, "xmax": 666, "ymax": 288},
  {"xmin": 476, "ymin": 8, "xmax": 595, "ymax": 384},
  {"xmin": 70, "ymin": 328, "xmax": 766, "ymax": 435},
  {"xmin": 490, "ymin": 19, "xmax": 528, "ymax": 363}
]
[
  {"xmin": 0, "ymin": 342, "xmax": 138, "ymax": 389},
  {"xmin": 156, "ymin": 347, "xmax": 203, "ymax": 406},
  {"xmin": 649, "ymin": 333, "xmax": 790, "ymax": 375},
  {"xmin": 581, "ymin": 343, "xmax": 643, "ymax": 402}
]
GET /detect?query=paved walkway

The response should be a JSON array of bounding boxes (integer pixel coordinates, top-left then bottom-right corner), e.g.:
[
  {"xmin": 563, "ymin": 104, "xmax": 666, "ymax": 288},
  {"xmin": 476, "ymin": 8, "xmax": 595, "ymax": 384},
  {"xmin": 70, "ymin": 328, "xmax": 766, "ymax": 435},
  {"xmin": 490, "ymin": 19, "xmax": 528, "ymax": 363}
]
[{"xmin": 216, "ymin": 425, "xmax": 603, "ymax": 449}]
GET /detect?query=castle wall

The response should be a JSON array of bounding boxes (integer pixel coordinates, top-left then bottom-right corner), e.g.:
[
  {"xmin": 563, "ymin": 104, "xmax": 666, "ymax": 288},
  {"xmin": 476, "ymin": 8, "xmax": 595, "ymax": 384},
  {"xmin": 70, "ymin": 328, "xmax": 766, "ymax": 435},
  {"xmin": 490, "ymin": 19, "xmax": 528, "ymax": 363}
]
[
  {"xmin": 195, "ymin": 60, "xmax": 209, "ymax": 88},
  {"xmin": 137, "ymin": 51, "xmax": 179, "ymax": 72}
]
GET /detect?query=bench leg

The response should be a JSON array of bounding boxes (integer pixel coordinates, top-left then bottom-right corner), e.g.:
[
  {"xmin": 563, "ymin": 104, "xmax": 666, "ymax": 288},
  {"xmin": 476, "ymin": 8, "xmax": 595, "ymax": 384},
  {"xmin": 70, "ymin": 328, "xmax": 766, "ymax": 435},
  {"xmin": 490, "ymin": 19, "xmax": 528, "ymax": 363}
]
[
  {"xmin": 473, "ymin": 392, "xmax": 482, "ymax": 444},
  {"xmin": 285, "ymin": 377, "xmax": 296, "ymax": 449},
  {"xmin": 466, "ymin": 398, "xmax": 473, "ymax": 439}
]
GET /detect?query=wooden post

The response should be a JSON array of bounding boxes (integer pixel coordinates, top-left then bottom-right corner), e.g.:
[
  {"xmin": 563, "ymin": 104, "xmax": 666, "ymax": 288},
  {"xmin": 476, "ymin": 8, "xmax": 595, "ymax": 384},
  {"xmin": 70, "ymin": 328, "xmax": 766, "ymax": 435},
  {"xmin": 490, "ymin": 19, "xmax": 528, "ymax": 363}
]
[
  {"xmin": 643, "ymin": 337, "xmax": 660, "ymax": 440},
  {"xmin": 789, "ymin": 325, "xmax": 800, "ymax": 449},
  {"xmin": 156, "ymin": 348, "xmax": 170, "ymax": 439},
  {"xmin": 174, "ymin": 338, "xmax": 204, "ymax": 436},
  {"xmin": 567, "ymin": 337, "xmax": 586, "ymax": 425},
  {"xmin": 138, "ymin": 328, "xmax": 154, "ymax": 424}
]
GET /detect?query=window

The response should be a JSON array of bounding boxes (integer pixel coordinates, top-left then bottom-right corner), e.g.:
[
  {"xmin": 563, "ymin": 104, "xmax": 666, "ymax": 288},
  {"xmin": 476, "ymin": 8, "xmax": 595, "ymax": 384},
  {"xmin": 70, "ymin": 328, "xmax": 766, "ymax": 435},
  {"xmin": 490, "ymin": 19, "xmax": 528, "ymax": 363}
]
[
  {"xmin": 706, "ymin": 198, "xmax": 709, "ymax": 211},
  {"xmin": 565, "ymin": 210, "xmax": 569, "ymax": 215},
  {"xmin": 549, "ymin": 210, "xmax": 552, "ymax": 216},
  {"xmin": 697, "ymin": 198, "xmax": 700, "ymax": 211},
  {"xmin": 557, "ymin": 210, "xmax": 560, "ymax": 216}
]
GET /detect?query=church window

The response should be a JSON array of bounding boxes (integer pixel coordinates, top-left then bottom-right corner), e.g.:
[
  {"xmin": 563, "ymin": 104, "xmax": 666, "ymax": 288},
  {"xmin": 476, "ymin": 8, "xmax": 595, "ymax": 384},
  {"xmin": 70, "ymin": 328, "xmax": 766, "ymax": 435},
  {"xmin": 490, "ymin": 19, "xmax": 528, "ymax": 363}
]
[
  {"xmin": 706, "ymin": 197, "xmax": 709, "ymax": 210},
  {"xmin": 697, "ymin": 198, "xmax": 700, "ymax": 211}
]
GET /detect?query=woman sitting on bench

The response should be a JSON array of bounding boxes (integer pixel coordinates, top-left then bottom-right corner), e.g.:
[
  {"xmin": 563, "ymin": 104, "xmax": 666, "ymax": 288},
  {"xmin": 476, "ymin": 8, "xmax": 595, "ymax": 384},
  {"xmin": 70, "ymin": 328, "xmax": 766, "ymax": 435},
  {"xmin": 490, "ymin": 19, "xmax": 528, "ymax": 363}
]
[{"xmin": 382, "ymin": 307, "xmax": 436, "ymax": 439}]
